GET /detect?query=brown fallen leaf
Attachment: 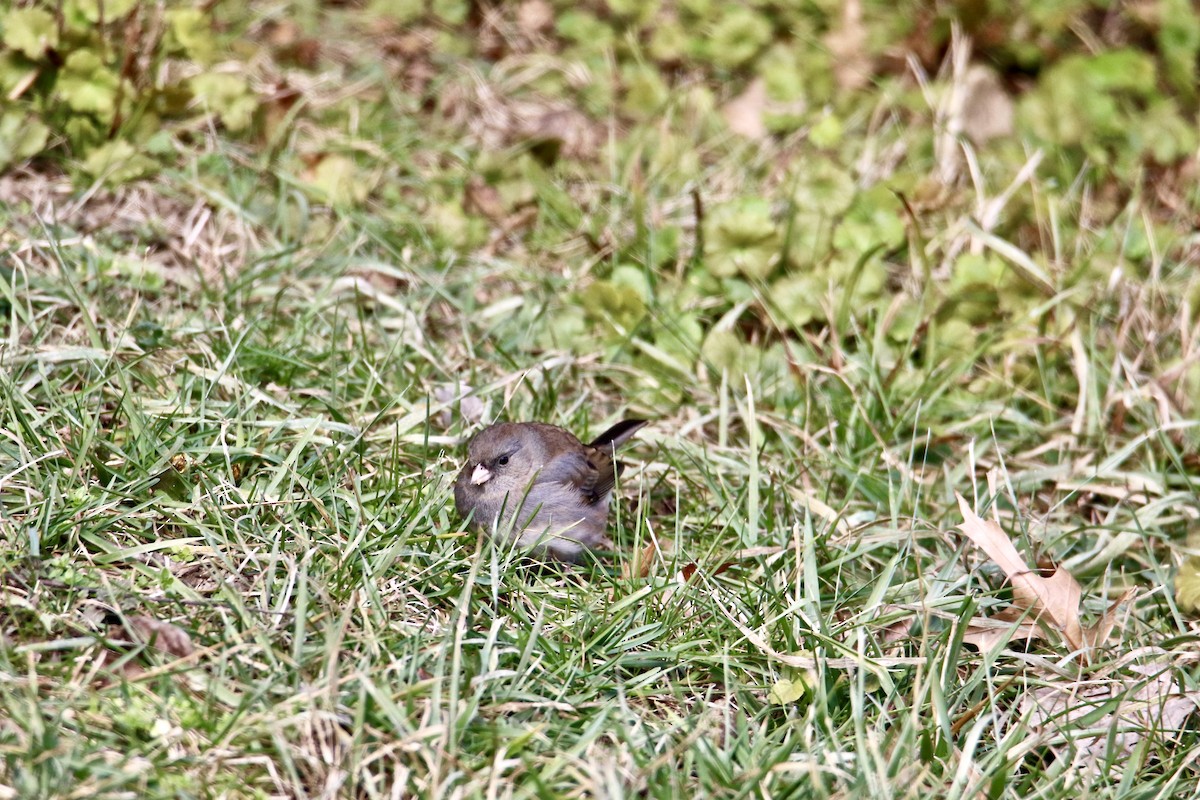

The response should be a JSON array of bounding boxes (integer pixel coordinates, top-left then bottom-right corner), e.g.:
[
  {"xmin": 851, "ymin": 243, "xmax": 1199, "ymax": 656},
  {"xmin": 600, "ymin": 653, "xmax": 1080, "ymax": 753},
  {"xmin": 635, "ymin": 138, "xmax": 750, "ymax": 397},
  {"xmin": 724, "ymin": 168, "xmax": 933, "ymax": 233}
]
[
  {"xmin": 824, "ymin": 0, "xmax": 872, "ymax": 92},
  {"xmin": 956, "ymin": 496, "xmax": 1134, "ymax": 659},
  {"xmin": 624, "ymin": 538, "xmax": 669, "ymax": 580},
  {"xmin": 1083, "ymin": 588, "xmax": 1136, "ymax": 649},
  {"xmin": 263, "ymin": 19, "xmax": 321, "ymax": 69},
  {"xmin": 960, "ymin": 65, "xmax": 1014, "ymax": 145},
  {"xmin": 961, "ymin": 605, "xmax": 1044, "ymax": 651},
  {"xmin": 511, "ymin": 106, "xmax": 594, "ymax": 164},
  {"xmin": 675, "ymin": 547, "xmax": 783, "ymax": 583},
  {"xmin": 434, "ymin": 385, "xmax": 487, "ymax": 429},
  {"xmin": 516, "ymin": 0, "xmax": 553, "ymax": 38},
  {"xmin": 261, "ymin": 80, "xmax": 303, "ymax": 144},
  {"xmin": 722, "ymin": 78, "xmax": 768, "ymax": 140},
  {"xmin": 108, "ymin": 615, "xmax": 195, "ymax": 659},
  {"xmin": 957, "ymin": 494, "xmax": 1085, "ymax": 652},
  {"xmin": 863, "ymin": 604, "xmax": 919, "ymax": 646},
  {"xmin": 463, "ymin": 176, "xmax": 507, "ymax": 222},
  {"xmin": 1020, "ymin": 662, "xmax": 1199, "ymax": 770},
  {"xmin": 94, "ymin": 614, "xmax": 196, "ymax": 683}
]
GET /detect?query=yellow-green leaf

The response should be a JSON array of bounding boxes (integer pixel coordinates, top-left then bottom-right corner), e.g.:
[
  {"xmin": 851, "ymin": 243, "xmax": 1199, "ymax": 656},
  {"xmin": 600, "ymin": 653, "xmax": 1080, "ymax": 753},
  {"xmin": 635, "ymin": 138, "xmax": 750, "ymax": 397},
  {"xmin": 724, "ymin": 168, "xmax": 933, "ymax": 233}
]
[
  {"xmin": 57, "ymin": 50, "xmax": 120, "ymax": 120},
  {"xmin": 3, "ymin": 7, "xmax": 59, "ymax": 59},
  {"xmin": 166, "ymin": 8, "xmax": 216, "ymax": 63},
  {"xmin": 768, "ymin": 672, "xmax": 813, "ymax": 705},
  {"xmin": 0, "ymin": 110, "xmax": 49, "ymax": 168},
  {"xmin": 306, "ymin": 154, "xmax": 369, "ymax": 206},
  {"xmin": 67, "ymin": 0, "xmax": 139, "ymax": 24},
  {"xmin": 190, "ymin": 72, "xmax": 257, "ymax": 132},
  {"xmin": 1175, "ymin": 556, "xmax": 1200, "ymax": 615},
  {"xmin": 82, "ymin": 140, "xmax": 157, "ymax": 185}
]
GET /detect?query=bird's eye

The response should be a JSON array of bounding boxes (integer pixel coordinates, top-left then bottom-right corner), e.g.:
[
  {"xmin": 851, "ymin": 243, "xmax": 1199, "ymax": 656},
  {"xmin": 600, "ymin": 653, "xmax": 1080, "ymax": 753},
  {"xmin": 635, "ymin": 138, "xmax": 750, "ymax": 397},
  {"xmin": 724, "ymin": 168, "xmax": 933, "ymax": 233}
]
[{"xmin": 497, "ymin": 455, "xmax": 509, "ymax": 466}]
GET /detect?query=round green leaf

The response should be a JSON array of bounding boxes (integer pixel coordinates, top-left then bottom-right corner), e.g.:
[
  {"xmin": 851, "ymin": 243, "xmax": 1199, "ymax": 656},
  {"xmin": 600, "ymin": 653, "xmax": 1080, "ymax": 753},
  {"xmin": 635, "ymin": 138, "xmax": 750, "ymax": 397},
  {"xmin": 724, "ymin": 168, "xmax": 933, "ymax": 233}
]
[{"xmin": 2, "ymin": 8, "xmax": 58, "ymax": 59}]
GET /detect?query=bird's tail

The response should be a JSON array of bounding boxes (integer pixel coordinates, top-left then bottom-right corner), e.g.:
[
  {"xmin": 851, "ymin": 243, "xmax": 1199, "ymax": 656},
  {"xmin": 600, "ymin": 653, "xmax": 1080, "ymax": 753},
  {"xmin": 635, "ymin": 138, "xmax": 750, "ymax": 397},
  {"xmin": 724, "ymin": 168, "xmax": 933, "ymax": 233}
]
[{"xmin": 588, "ymin": 419, "xmax": 648, "ymax": 452}]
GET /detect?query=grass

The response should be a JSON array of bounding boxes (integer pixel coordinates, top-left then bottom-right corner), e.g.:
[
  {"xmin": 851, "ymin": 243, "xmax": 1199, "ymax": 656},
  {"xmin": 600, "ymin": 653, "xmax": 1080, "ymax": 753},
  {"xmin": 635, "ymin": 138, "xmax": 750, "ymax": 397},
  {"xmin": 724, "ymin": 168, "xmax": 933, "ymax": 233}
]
[{"xmin": 3, "ymin": 5, "xmax": 1200, "ymax": 798}]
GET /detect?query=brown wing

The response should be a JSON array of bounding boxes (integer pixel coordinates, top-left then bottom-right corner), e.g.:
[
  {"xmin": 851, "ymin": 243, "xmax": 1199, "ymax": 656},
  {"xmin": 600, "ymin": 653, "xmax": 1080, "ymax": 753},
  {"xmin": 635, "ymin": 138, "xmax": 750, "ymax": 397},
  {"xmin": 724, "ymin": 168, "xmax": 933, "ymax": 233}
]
[
  {"xmin": 537, "ymin": 448, "xmax": 603, "ymax": 503},
  {"xmin": 581, "ymin": 447, "xmax": 618, "ymax": 504},
  {"xmin": 583, "ymin": 420, "xmax": 647, "ymax": 502},
  {"xmin": 526, "ymin": 419, "xmax": 646, "ymax": 505}
]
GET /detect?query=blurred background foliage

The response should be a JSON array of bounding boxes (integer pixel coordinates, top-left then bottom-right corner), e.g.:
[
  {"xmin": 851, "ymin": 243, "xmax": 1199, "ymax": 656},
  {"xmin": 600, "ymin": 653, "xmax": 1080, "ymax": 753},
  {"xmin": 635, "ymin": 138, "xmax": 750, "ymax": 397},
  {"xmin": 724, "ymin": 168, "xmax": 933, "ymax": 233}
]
[{"xmin": 2, "ymin": 0, "xmax": 1199, "ymax": 442}]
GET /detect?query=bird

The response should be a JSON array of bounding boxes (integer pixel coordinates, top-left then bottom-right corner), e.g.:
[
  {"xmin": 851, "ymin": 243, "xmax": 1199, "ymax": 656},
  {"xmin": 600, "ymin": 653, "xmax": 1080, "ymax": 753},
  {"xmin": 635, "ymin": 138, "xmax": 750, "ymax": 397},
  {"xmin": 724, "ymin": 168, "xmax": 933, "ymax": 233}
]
[{"xmin": 453, "ymin": 419, "xmax": 647, "ymax": 562}]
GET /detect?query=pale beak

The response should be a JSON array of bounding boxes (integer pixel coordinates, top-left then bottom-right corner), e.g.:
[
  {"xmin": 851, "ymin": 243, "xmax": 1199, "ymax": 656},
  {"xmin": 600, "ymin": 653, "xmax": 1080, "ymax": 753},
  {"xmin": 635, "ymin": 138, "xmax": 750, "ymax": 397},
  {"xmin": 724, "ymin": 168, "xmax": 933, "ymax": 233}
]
[{"xmin": 470, "ymin": 464, "xmax": 493, "ymax": 486}]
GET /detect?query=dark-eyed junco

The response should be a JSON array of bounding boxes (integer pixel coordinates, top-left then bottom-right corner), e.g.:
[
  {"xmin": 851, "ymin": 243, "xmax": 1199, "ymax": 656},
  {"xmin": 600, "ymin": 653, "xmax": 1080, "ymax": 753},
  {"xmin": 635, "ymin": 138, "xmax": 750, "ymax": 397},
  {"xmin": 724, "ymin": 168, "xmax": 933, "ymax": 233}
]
[{"xmin": 453, "ymin": 419, "xmax": 647, "ymax": 562}]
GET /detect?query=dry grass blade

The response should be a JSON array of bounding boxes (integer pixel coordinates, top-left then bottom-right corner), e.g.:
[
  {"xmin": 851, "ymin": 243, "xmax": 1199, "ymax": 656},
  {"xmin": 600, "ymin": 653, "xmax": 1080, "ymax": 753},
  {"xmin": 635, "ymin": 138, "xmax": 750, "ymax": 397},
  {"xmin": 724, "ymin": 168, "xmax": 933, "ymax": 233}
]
[{"xmin": 719, "ymin": 599, "xmax": 925, "ymax": 671}]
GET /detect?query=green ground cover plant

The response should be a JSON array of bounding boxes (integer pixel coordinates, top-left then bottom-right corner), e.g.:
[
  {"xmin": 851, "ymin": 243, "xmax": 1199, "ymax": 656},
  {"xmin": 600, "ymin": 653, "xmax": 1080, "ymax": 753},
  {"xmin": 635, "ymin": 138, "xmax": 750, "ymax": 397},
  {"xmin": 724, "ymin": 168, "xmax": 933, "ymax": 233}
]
[{"xmin": 2, "ymin": 0, "xmax": 1200, "ymax": 797}]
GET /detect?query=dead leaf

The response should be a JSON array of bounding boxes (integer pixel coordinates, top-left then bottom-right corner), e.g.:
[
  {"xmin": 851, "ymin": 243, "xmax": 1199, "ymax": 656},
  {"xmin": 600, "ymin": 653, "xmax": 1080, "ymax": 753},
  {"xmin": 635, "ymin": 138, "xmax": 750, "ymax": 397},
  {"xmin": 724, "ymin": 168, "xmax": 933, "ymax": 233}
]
[
  {"xmin": 261, "ymin": 80, "xmax": 303, "ymax": 144},
  {"xmin": 863, "ymin": 604, "xmax": 919, "ymax": 646},
  {"xmin": 433, "ymin": 385, "xmax": 487, "ymax": 429},
  {"xmin": 516, "ymin": 0, "xmax": 553, "ymax": 37},
  {"xmin": 263, "ymin": 19, "xmax": 321, "ymax": 69},
  {"xmin": 1013, "ymin": 567, "xmax": 1084, "ymax": 650},
  {"xmin": 623, "ymin": 538, "xmax": 668, "ymax": 580},
  {"xmin": 824, "ymin": 0, "xmax": 872, "ymax": 92},
  {"xmin": 1083, "ymin": 588, "xmax": 1135, "ymax": 649},
  {"xmin": 722, "ymin": 78, "xmax": 768, "ymax": 140},
  {"xmin": 109, "ymin": 615, "xmax": 195, "ymax": 659},
  {"xmin": 960, "ymin": 65, "xmax": 1013, "ymax": 145},
  {"xmin": 673, "ymin": 547, "xmax": 780, "ymax": 583},
  {"xmin": 957, "ymin": 494, "xmax": 1085, "ymax": 653},
  {"xmin": 956, "ymin": 498, "xmax": 1135, "ymax": 658},
  {"xmin": 511, "ymin": 106, "xmax": 593, "ymax": 164},
  {"xmin": 1020, "ymin": 663, "xmax": 1199, "ymax": 770},
  {"xmin": 961, "ymin": 605, "xmax": 1045, "ymax": 651},
  {"xmin": 463, "ymin": 176, "xmax": 506, "ymax": 222},
  {"xmin": 442, "ymin": 78, "xmax": 601, "ymax": 163},
  {"xmin": 97, "ymin": 614, "xmax": 195, "ymax": 682}
]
